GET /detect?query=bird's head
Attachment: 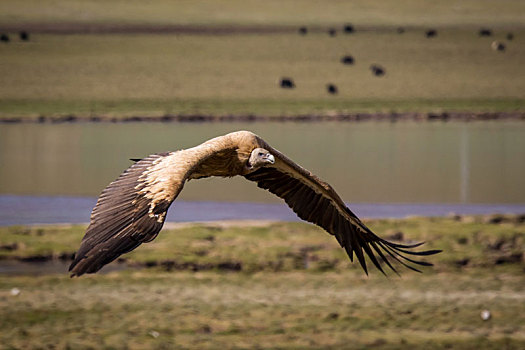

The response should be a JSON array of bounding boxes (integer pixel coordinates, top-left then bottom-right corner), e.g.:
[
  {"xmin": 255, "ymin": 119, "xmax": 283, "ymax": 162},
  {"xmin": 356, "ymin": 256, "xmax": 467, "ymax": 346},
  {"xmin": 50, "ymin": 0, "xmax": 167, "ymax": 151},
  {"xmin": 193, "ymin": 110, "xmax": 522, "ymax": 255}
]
[{"xmin": 247, "ymin": 148, "xmax": 275, "ymax": 170}]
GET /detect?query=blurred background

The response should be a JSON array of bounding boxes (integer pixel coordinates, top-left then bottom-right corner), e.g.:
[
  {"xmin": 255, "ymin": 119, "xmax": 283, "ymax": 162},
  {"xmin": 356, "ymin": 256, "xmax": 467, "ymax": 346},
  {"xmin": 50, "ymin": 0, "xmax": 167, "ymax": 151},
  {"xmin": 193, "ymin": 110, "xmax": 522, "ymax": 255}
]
[
  {"xmin": 1, "ymin": 1, "xmax": 524, "ymax": 349},
  {"xmin": 1, "ymin": 0, "xmax": 524, "ymax": 225}
]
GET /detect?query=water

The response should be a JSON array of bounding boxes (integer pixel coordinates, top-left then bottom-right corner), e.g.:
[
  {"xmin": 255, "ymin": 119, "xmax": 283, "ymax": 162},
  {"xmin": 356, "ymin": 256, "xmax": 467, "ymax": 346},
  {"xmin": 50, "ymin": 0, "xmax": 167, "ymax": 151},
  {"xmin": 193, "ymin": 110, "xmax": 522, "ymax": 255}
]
[
  {"xmin": 0, "ymin": 259, "xmax": 127, "ymax": 276},
  {"xmin": 2, "ymin": 195, "xmax": 525, "ymax": 226},
  {"xmin": 1, "ymin": 121, "xmax": 524, "ymax": 206},
  {"xmin": 0, "ymin": 260, "xmax": 73, "ymax": 276}
]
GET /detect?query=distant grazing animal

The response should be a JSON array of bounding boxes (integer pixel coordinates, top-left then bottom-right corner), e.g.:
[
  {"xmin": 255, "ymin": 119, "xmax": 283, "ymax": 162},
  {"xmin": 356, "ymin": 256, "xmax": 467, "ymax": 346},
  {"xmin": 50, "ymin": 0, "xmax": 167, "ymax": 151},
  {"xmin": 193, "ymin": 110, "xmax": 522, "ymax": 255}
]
[
  {"xmin": 370, "ymin": 64, "xmax": 385, "ymax": 76},
  {"xmin": 343, "ymin": 24, "xmax": 354, "ymax": 33},
  {"xmin": 479, "ymin": 28, "xmax": 492, "ymax": 37},
  {"xmin": 397, "ymin": 27, "xmax": 405, "ymax": 34},
  {"xmin": 341, "ymin": 55, "xmax": 355, "ymax": 65},
  {"xmin": 491, "ymin": 41, "xmax": 505, "ymax": 52},
  {"xmin": 0, "ymin": 34, "xmax": 9, "ymax": 43},
  {"xmin": 299, "ymin": 27, "xmax": 308, "ymax": 35},
  {"xmin": 69, "ymin": 131, "xmax": 440, "ymax": 276},
  {"xmin": 279, "ymin": 77, "xmax": 295, "ymax": 89},
  {"xmin": 506, "ymin": 33, "xmax": 514, "ymax": 40},
  {"xmin": 327, "ymin": 84, "xmax": 338, "ymax": 94},
  {"xmin": 328, "ymin": 28, "xmax": 337, "ymax": 36},
  {"xmin": 19, "ymin": 31, "xmax": 29, "ymax": 41},
  {"xmin": 425, "ymin": 29, "xmax": 437, "ymax": 38}
]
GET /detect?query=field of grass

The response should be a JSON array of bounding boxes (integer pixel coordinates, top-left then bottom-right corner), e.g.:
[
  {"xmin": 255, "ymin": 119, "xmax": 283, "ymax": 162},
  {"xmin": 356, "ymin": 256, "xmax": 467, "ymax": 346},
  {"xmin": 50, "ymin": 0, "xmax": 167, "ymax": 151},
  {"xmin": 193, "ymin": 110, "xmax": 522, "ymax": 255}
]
[
  {"xmin": 1, "ymin": 30, "xmax": 524, "ymax": 118},
  {"xmin": 1, "ymin": 1, "xmax": 524, "ymax": 118},
  {"xmin": 1, "ymin": 0, "xmax": 525, "ymax": 27},
  {"xmin": 1, "ymin": 217, "xmax": 524, "ymax": 348}
]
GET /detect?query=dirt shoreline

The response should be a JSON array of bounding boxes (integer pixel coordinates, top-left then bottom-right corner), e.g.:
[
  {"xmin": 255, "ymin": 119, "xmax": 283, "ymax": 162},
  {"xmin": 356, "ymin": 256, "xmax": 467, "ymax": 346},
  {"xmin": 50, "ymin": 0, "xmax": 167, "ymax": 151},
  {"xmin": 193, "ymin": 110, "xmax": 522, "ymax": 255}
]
[
  {"xmin": 3, "ymin": 22, "xmax": 523, "ymax": 35},
  {"xmin": 0, "ymin": 22, "xmax": 452, "ymax": 35},
  {"xmin": 1, "ymin": 111, "xmax": 524, "ymax": 124},
  {"xmin": 0, "ymin": 23, "xmax": 297, "ymax": 35}
]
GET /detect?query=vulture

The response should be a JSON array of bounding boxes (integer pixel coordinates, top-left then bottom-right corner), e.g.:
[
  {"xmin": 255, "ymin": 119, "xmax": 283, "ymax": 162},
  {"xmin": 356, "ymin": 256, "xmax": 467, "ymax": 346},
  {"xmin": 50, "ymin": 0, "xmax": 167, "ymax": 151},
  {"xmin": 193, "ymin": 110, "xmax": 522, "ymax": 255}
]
[{"xmin": 69, "ymin": 131, "xmax": 440, "ymax": 276}]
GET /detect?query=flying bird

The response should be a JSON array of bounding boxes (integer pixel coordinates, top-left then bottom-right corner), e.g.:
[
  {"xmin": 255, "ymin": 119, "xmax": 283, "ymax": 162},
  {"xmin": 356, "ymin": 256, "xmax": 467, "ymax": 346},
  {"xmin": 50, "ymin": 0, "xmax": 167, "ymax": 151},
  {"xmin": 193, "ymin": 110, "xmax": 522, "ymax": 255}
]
[{"xmin": 70, "ymin": 131, "xmax": 440, "ymax": 276}]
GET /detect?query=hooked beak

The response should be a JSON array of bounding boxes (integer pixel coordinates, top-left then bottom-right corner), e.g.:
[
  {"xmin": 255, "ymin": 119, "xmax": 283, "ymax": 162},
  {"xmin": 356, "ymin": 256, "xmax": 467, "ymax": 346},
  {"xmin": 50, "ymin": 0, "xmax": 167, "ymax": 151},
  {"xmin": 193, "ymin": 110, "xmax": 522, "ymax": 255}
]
[{"xmin": 266, "ymin": 154, "xmax": 275, "ymax": 164}]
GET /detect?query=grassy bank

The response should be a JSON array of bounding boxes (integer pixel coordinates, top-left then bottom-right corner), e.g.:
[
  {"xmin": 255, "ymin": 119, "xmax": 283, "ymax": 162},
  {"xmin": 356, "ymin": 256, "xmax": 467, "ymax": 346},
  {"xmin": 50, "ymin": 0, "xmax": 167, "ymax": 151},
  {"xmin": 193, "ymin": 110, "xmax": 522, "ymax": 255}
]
[
  {"xmin": 2, "ymin": 99, "xmax": 525, "ymax": 121},
  {"xmin": 1, "ymin": 217, "xmax": 524, "ymax": 348},
  {"xmin": 1, "ymin": 216, "xmax": 524, "ymax": 273}
]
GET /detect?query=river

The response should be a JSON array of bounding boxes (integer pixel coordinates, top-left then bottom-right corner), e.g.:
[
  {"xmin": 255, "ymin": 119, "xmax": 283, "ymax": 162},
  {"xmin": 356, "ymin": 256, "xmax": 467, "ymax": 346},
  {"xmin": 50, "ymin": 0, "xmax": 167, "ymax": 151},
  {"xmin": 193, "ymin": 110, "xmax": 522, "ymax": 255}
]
[{"xmin": 1, "ymin": 121, "xmax": 524, "ymax": 225}]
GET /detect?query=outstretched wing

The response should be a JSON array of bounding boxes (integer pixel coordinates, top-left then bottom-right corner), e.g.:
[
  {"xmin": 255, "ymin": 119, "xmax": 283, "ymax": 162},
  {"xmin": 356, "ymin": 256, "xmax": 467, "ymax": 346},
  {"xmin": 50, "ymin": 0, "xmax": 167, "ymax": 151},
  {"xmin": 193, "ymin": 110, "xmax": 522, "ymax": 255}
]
[
  {"xmin": 69, "ymin": 153, "xmax": 182, "ymax": 276},
  {"xmin": 244, "ymin": 147, "xmax": 441, "ymax": 275}
]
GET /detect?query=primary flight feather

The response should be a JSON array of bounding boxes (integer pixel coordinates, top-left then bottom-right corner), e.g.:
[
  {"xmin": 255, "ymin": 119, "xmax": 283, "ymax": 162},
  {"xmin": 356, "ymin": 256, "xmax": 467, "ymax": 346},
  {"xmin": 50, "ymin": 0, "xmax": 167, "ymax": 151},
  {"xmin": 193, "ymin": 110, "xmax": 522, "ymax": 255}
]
[{"xmin": 70, "ymin": 131, "xmax": 440, "ymax": 276}]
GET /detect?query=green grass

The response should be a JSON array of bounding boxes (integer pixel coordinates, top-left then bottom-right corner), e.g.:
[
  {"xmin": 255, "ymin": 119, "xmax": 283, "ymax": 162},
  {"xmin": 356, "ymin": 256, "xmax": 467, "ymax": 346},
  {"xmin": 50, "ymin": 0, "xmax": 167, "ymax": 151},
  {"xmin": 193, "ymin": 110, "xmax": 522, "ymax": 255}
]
[
  {"xmin": 1, "ymin": 28, "xmax": 525, "ymax": 118},
  {"xmin": 1, "ymin": 271, "xmax": 524, "ymax": 349},
  {"xmin": 1, "ymin": 216, "xmax": 523, "ymax": 272},
  {"xmin": 1, "ymin": 217, "xmax": 524, "ymax": 348}
]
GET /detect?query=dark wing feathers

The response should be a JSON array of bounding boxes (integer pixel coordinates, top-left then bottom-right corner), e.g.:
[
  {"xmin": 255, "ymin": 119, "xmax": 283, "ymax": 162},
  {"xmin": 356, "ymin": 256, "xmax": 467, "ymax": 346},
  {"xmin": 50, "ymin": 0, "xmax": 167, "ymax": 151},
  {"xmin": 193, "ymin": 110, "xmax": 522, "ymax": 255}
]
[
  {"xmin": 69, "ymin": 154, "xmax": 172, "ymax": 276},
  {"xmin": 245, "ymin": 167, "xmax": 440, "ymax": 274}
]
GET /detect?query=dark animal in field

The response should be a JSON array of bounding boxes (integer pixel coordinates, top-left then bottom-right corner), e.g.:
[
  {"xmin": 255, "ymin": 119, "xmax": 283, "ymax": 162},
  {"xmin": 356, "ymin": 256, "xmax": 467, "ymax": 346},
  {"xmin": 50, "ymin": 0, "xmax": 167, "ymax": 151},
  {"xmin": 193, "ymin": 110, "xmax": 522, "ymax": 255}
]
[
  {"xmin": 343, "ymin": 24, "xmax": 354, "ymax": 33},
  {"xmin": 69, "ymin": 131, "xmax": 440, "ymax": 277},
  {"xmin": 479, "ymin": 28, "xmax": 492, "ymax": 37},
  {"xmin": 19, "ymin": 31, "xmax": 29, "ymax": 41},
  {"xmin": 397, "ymin": 27, "xmax": 405, "ymax": 34},
  {"xmin": 425, "ymin": 29, "xmax": 437, "ymax": 38},
  {"xmin": 341, "ymin": 55, "xmax": 355, "ymax": 65},
  {"xmin": 0, "ymin": 34, "xmax": 9, "ymax": 43},
  {"xmin": 506, "ymin": 33, "xmax": 514, "ymax": 40},
  {"xmin": 327, "ymin": 84, "xmax": 338, "ymax": 94},
  {"xmin": 328, "ymin": 28, "xmax": 337, "ymax": 36},
  {"xmin": 370, "ymin": 64, "xmax": 385, "ymax": 76},
  {"xmin": 299, "ymin": 27, "xmax": 308, "ymax": 35},
  {"xmin": 279, "ymin": 78, "xmax": 295, "ymax": 89},
  {"xmin": 491, "ymin": 41, "xmax": 505, "ymax": 52}
]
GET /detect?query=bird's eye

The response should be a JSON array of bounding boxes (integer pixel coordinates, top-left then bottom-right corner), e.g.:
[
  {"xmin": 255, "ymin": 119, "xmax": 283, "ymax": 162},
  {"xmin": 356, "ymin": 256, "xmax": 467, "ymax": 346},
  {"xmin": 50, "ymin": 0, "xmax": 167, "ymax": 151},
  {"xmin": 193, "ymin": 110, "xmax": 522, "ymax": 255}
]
[{"xmin": 258, "ymin": 152, "xmax": 264, "ymax": 156}]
